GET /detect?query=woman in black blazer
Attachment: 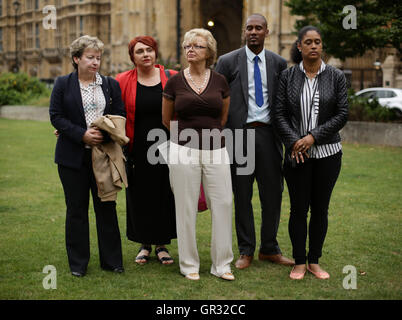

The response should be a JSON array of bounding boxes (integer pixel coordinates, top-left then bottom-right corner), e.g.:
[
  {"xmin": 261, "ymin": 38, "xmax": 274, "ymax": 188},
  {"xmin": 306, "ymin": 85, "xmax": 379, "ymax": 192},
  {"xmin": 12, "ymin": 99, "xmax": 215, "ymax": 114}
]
[
  {"xmin": 273, "ymin": 26, "xmax": 348, "ymax": 280},
  {"xmin": 49, "ymin": 35, "xmax": 126, "ymax": 277}
]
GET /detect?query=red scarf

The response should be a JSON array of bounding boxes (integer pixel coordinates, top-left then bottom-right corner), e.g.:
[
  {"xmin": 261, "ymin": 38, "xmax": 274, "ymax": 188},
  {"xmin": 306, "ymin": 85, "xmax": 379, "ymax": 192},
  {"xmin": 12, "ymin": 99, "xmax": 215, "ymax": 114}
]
[{"xmin": 115, "ymin": 64, "xmax": 177, "ymax": 152}]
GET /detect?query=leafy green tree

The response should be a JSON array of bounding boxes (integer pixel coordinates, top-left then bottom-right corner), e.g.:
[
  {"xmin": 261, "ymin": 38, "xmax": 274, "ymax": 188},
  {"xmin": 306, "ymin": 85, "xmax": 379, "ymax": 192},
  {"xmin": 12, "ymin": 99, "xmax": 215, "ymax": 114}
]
[{"xmin": 285, "ymin": 0, "xmax": 402, "ymax": 60}]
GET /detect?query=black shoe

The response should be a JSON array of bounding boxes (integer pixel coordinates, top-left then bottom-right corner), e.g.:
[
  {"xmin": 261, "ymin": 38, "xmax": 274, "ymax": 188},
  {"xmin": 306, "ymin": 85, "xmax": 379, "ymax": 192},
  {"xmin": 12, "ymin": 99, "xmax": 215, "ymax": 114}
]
[
  {"xmin": 112, "ymin": 267, "xmax": 124, "ymax": 273},
  {"xmin": 71, "ymin": 271, "xmax": 85, "ymax": 277},
  {"xmin": 101, "ymin": 266, "xmax": 125, "ymax": 273}
]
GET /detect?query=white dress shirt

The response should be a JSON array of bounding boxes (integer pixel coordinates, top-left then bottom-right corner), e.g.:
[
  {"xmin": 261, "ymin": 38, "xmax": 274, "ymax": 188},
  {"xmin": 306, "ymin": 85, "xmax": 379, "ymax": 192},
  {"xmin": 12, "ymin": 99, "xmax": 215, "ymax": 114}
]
[{"xmin": 245, "ymin": 45, "xmax": 269, "ymax": 124}]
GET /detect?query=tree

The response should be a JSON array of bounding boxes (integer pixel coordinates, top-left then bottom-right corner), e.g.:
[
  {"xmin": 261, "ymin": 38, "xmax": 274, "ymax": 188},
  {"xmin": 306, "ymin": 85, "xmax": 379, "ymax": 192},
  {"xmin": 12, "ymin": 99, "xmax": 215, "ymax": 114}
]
[{"xmin": 285, "ymin": 0, "xmax": 402, "ymax": 60}]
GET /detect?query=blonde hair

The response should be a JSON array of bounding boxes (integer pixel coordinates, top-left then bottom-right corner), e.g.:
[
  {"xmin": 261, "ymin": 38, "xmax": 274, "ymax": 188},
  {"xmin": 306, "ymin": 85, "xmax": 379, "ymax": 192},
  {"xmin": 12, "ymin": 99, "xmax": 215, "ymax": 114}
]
[
  {"xmin": 182, "ymin": 28, "xmax": 217, "ymax": 68},
  {"xmin": 70, "ymin": 35, "xmax": 104, "ymax": 69}
]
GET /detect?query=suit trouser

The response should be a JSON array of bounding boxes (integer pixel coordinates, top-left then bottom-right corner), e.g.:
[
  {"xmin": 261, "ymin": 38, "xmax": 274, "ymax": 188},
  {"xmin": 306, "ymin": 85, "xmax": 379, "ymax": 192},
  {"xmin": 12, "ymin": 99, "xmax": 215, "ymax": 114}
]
[
  {"xmin": 284, "ymin": 151, "xmax": 342, "ymax": 265},
  {"xmin": 231, "ymin": 126, "xmax": 283, "ymax": 256},
  {"xmin": 168, "ymin": 143, "xmax": 233, "ymax": 277},
  {"xmin": 57, "ymin": 149, "xmax": 123, "ymax": 273}
]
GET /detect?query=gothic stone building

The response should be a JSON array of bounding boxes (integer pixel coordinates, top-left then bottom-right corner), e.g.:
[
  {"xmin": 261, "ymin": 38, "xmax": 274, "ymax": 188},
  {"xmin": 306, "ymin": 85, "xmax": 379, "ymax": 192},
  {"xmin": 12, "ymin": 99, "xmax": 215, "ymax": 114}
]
[{"xmin": 0, "ymin": 0, "xmax": 400, "ymax": 90}]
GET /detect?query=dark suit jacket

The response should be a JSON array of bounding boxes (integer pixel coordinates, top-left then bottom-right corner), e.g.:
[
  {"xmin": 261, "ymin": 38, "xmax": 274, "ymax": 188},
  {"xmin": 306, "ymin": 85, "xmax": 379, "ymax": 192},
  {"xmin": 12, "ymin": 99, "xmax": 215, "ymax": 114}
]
[
  {"xmin": 49, "ymin": 71, "xmax": 125, "ymax": 169},
  {"xmin": 215, "ymin": 46, "xmax": 287, "ymax": 155}
]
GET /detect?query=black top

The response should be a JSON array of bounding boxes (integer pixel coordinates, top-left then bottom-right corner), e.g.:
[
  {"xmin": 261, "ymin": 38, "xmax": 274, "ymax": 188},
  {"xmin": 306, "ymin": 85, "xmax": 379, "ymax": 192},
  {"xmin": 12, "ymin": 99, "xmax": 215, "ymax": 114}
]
[
  {"xmin": 126, "ymin": 81, "xmax": 176, "ymax": 244},
  {"xmin": 131, "ymin": 82, "xmax": 168, "ymax": 163},
  {"xmin": 273, "ymin": 64, "xmax": 349, "ymax": 150}
]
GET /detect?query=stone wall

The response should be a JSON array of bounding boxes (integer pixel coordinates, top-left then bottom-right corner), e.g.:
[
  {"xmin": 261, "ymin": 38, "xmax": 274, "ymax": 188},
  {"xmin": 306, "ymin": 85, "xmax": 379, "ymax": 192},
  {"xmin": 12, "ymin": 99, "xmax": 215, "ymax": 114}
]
[
  {"xmin": 340, "ymin": 121, "xmax": 402, "ymax": 147},
  {"xmin": 1, "ymin": 107, "xmax": 401, "ymax": 147}
]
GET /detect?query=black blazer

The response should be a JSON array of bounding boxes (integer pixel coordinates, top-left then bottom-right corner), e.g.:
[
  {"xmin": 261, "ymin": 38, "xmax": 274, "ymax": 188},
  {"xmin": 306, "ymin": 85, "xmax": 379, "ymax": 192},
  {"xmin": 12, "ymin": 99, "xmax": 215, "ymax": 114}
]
[
  {"xmin": 215, "ymin": 46, "xmax": 287, "ymax": 158},
  {"xmin": 49, "ymin": 71, "xmax": 125, "ymax": 169},
  {"xmin": 273, "ymin": 64, "xmax": 348, "ymax": 151},
  {"xmin": 215, "ymin": 46, "xmax": 287, "ymax": 129}
]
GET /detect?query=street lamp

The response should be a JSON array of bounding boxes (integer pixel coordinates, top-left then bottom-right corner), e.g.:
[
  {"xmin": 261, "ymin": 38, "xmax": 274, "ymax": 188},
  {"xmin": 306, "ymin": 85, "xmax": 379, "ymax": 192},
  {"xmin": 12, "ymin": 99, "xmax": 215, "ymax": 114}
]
[
  {"xmin": 373, "ymin": 60, "xmax": 382, "ymax": 87},
  {"xmin": 13, "ymin": 0, "xmax": 21, "ymax": 73}
]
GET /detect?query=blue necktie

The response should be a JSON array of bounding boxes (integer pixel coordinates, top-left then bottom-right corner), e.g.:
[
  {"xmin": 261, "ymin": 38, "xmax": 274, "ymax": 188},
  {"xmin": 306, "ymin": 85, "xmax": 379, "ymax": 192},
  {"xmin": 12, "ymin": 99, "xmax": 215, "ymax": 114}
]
[{"xmin": 254, "ymin": 56, "xmax": 263, "ymax": 107}]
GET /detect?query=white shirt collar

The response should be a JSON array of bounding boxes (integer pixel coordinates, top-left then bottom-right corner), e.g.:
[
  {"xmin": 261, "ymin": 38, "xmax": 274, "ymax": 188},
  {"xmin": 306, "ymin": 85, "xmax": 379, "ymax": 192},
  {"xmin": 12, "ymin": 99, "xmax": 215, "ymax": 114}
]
[
  {"xmin": 79, "ymin": 72, "xmax": 103, "ymax": 90},
  {"xmin": 245, "ymin": 45, "xmax": 265, "ymax": 64},
  {"xmin": 299, "ymin": 60, "xmax": 326, "ymax": 75}
]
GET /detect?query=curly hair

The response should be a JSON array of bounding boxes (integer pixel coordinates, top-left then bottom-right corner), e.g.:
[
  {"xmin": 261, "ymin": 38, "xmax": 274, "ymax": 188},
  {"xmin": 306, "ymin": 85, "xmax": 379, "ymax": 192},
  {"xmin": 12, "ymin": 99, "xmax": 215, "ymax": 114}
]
[
  {"xmin": 69, "ymin": 35, "xmax": 104, "ymax": 70},
  {"xmin": 182, "ymin": 28, "xmax": 217, "ymax": 68}
]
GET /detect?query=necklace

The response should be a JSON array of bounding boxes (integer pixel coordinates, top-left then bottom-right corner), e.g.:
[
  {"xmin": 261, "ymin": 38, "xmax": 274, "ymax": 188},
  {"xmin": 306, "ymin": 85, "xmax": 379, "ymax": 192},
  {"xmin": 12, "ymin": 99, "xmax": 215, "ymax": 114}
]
[{"xmin": 187, "ymin": 69, "xmax": 209, "ymax": 93}]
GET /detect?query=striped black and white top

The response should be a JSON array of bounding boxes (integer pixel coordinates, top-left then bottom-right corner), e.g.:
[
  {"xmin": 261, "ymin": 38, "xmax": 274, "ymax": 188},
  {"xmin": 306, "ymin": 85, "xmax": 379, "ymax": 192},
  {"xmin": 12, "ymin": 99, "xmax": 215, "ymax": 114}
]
[{"xmin": 299, "ymin": 61, "xmax": 342, "ymax": 159}]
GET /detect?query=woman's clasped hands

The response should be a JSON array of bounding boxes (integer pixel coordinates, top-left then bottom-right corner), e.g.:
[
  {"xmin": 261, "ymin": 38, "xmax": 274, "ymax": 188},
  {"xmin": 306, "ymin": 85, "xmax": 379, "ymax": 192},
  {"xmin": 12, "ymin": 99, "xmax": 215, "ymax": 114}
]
[
  {"xmin": 83, "ymin": 127, "xmax": 104, "ymax": 146},
  {"xmin": 291, "ymin": 134, "xmax": 315, "ymax": 164}
]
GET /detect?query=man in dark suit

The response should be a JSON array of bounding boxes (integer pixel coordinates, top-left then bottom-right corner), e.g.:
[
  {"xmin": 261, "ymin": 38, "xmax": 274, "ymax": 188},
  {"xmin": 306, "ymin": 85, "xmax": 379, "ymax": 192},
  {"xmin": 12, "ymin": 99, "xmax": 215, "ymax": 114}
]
[{"xmin": 215, "ymin": 13, "xmax": 294, "ymax": 269}]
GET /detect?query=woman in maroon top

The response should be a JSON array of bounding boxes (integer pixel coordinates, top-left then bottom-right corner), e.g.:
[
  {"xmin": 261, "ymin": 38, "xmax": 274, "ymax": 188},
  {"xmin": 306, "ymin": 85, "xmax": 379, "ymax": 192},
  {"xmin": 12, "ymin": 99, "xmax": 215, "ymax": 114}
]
[{"xmin": 162, "ymin": 28, "xmax": 233, "ymax": 281}]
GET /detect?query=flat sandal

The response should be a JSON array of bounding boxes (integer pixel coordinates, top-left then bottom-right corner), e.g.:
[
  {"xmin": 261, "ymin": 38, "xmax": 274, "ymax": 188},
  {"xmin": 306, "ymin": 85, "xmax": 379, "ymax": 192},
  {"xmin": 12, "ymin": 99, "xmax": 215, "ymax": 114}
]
[
  {"xmin": 155, "ymin": 247, "xmax": 174, "ymax": 265},
  {"xmin": 135, "ymin": 245, "xmax": 151, "ymax": 265}
]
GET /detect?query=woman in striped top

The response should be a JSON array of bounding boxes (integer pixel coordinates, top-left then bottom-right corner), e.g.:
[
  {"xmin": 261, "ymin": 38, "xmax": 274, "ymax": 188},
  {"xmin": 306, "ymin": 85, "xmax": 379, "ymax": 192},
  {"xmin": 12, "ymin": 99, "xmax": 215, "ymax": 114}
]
[{"xmin": 273, "ymin": 26, "xmax": 348, "ymax": 280}]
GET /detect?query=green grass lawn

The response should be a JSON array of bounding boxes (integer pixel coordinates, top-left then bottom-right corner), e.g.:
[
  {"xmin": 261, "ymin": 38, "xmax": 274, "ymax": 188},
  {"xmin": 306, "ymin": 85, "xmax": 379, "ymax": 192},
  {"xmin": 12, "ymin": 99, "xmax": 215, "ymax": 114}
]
[{"xmin": 0, "ymin": 118, "xmax": 401, "ymax": 300}]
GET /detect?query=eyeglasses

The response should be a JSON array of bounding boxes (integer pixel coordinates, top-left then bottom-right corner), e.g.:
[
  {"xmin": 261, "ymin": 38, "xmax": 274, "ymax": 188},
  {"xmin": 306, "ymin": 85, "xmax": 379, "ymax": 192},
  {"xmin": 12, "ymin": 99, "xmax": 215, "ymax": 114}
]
[{"xmin": 183, "ymin": 44, "xmax": 207, "ymax": 50}]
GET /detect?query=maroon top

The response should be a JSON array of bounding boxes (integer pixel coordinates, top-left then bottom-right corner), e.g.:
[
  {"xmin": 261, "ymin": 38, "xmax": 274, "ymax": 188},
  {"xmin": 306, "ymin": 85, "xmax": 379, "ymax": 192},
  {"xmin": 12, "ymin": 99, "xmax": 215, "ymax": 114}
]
[{"xmin": 163, "ymin": 70, "xmax": 230, "ymax": 150}]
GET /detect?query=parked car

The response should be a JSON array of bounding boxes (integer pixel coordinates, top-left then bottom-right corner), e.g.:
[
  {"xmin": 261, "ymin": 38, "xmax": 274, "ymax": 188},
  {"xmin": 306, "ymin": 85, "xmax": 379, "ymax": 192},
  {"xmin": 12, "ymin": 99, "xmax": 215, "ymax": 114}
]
[{"xmin": 354, "ymin": 87, "xmax": 402, "ymax": 116}]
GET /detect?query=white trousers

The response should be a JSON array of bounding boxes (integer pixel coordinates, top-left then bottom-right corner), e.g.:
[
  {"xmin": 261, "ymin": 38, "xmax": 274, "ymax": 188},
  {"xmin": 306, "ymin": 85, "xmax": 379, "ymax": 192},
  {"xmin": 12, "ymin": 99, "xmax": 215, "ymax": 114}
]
[{"xmin": 168, "ymin": 143, "xmax": 234, "ymax": 277}]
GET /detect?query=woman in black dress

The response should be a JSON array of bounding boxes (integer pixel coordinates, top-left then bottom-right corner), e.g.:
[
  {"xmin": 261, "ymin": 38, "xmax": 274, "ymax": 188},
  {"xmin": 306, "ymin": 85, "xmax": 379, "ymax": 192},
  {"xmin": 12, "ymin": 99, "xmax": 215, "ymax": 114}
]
[{"xmin": 116, "ymin": 36, "xmax": 177, "ymax": 265}]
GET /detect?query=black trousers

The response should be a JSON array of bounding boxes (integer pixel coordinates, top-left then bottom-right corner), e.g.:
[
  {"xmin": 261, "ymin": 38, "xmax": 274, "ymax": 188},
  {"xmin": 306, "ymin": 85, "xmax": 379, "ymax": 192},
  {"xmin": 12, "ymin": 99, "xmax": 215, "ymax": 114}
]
[
  {"xmin": 231, "ymin": 126, "xmax": 283, "ymax": 256},
  {"xmin": 58, "ymin": 149, "xmax": 123, "ymax": 273},
  {"xmin": 284, "ymin": 151, "xmax": 342, "ymax": 265}
]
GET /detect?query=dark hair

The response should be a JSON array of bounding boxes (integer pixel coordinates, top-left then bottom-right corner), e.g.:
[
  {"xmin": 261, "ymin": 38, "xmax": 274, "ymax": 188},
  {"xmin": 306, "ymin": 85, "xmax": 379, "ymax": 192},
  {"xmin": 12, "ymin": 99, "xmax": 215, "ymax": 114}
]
[
  {"xmin": 246, "ymin": 13, "xmax": 268, "ymax": 28},
  {"xmin": 128, "ymin": 36, "xmax": 158, "ymax": 65},
  {"xmin": 290, "ymin": 25, "xmax": 322, "ymax": 64}
]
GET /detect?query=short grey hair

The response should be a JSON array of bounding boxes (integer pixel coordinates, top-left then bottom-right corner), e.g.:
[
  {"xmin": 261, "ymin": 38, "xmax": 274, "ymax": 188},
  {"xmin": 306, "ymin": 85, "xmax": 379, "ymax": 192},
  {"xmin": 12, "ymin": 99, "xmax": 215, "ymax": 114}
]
[
  {"xmin": 182, "ymin": 28, "xmax": 217, "ymax": 68},
  {"xmin": 69, "ymin": 35, "xmax": 104, "ymax": 69}
]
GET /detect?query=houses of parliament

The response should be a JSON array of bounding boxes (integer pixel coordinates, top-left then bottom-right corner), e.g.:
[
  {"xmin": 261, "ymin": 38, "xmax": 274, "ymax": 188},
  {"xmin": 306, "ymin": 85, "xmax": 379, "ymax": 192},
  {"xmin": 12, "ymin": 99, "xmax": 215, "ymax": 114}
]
[{"xmin": 0, "ymin": 0, "xmax": 400, "ymax": 90}]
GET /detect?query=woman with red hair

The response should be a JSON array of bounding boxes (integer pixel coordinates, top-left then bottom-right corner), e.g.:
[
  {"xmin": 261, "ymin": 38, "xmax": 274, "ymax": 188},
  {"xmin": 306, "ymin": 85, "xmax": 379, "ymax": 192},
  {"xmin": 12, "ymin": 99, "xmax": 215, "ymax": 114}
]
[{"xmin": 116, "ymin": 36, "xmax": 177, "ymax": 265}]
